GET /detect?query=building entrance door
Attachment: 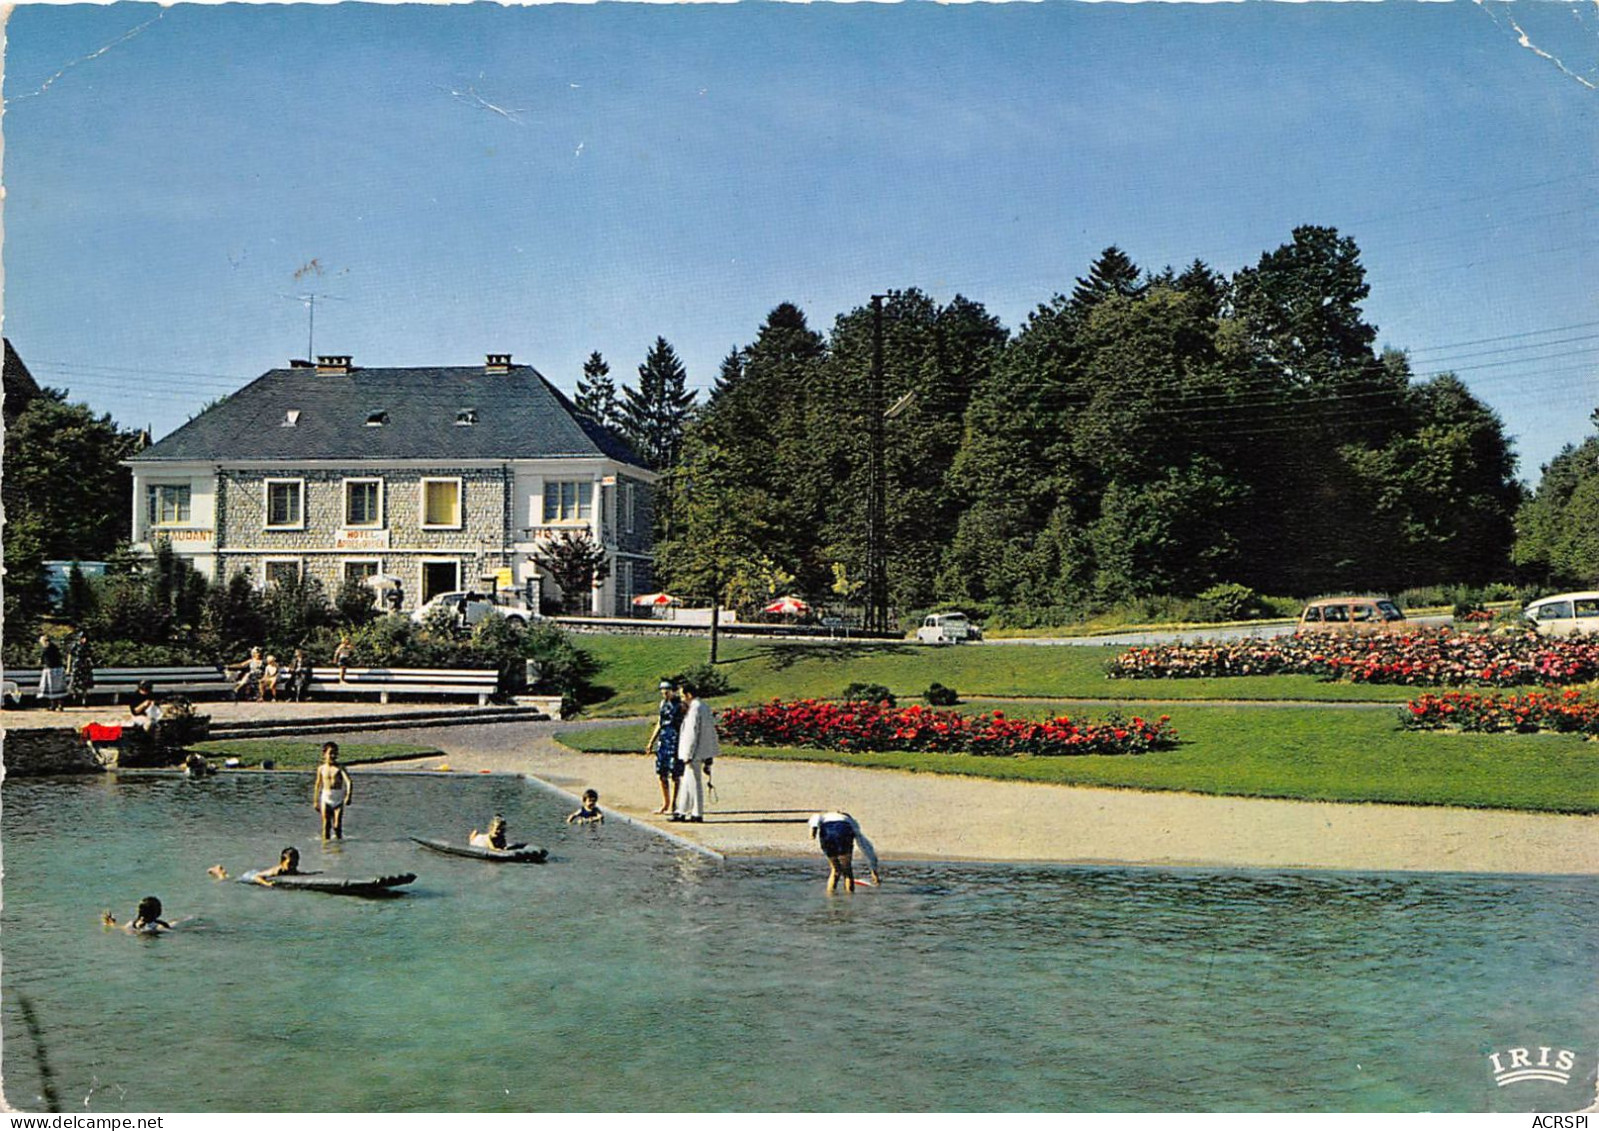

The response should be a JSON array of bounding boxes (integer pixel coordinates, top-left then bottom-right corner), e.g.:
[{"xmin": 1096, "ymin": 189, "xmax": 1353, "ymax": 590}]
[{"xmin": 422, "ymin": 560, "xmax": 460, "ymax": 604}]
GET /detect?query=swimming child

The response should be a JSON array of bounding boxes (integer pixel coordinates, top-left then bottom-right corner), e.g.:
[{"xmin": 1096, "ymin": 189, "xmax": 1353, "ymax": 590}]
[
  {"xmin": 103, "ymin": 896, "xmax": 173, "ymax": 933},
  {"xmin": 469, "ymin": 814, "xmax": 510, "ymax": 850},
  {"xmin": 241, "ymin": 847, "xmax": 304, "ymax": 884},
  {"xmin": 566, "ymin": 789, "xmax": 604, "ymax": 825}
]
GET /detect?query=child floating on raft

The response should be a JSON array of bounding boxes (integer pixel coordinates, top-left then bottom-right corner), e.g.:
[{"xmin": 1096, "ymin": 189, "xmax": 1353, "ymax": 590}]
[
  {"xmin": 566, "ymin": 789, "xmax": 604, "ymax": 825},
  {"xmin": 469, "ymin": 815, "xmax": 511, "ymax": 850},
  {"xmin": 103, "ymin": 896, "xmax": 174, "ymax": 933}
]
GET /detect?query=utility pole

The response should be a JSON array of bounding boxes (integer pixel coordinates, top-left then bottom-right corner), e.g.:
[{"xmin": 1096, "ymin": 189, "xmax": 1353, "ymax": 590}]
[{"xmin": 864, "ymin": 294, "xmax": 890, "ymax": 635}]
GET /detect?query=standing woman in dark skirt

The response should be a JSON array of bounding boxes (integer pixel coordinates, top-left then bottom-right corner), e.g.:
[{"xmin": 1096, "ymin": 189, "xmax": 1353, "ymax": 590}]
[
  {"xmin": 67, "ymin": 629, "xmax": 96, "ymax": 706},
  {"xmin": 38, "ymin": 635, "xmax": 68, "ymax": 711}
]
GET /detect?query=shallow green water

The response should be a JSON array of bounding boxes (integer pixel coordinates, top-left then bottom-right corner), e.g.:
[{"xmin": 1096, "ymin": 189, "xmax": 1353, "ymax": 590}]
[{"xmin": 3, "ymin": 772, "xmax": 1595, "ymax": 1112}]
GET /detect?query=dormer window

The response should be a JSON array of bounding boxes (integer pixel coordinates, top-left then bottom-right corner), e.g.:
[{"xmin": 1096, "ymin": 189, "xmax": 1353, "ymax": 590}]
[
  {"xmin": 365, "ymin": 410, "xmax": 388, "ymax": 427},
  {"xmin": 455, "ymin": 408, "xmax": 478, "ymax": 426},
  {"xmin": 282, "ymin": 409, "xmax": 301, "ymax": 427}
]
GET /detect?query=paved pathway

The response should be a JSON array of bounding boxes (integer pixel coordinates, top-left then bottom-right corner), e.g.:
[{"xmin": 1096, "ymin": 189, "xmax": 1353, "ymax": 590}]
[{"xmin": 329, "ymin": 718, "xmax": 1598, "ymax": 877}]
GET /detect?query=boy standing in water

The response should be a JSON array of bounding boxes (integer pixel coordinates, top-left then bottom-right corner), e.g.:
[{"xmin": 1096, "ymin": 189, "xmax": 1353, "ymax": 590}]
[{"xmin": 314, "ymin": 742, "xmax": 353, "ymax": 840}]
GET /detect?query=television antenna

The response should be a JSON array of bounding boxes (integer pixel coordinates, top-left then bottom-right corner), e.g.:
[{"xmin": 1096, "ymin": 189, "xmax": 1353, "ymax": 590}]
[{"xmin": 277, "ymin": 292, "xmax": 346, "ymax": 362}]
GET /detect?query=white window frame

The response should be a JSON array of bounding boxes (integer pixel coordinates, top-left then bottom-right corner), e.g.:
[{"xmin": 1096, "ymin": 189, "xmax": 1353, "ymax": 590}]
[
  {"xmin": 262, "ymin": 558, "xmax": 303, "ymax": 588},
  {"xmin": 343, "ymin": 477, "xmax": 384, "ymax": 529},
  {"xmin": 624, "ymin": 481, "xmax": 636, "ymax": 535},
  {"xmin": 542, "ymin": 479, "xmax": 594, "ymax": 525},
  {"xmin": 420, "ymin": 476, "xmax": 464, "ymax": 530},
  {"xmin": 146, "ymin": 483, "xmax": 193, "ymax": 527},
  {"xmin": 263, "ymin": 478, "xmax": 306, "ymax": 531},
  {"xmin": 418, "ymin": 558, "xmax": 462, "ymax": 605},
  {"xmin": 341, "ymin": 558, "xmax": 383, "ymax": 585}
]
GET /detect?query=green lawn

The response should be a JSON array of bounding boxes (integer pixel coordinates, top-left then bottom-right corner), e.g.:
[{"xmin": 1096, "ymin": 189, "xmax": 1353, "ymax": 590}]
[
  {"xmin": 187, "ymin": 739, "xmax": 442, "ymax": 768},
  {"xmin": 556, "ymin": 704, "xmax": 1599, "ymax": 813},
  {"xmin": 577, "ymin": 634, "xmax": 1417, "ymax": 717}
]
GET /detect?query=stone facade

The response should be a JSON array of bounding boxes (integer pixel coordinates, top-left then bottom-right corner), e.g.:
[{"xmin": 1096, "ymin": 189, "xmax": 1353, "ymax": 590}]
[
  {"xmin": 3, "ymin": 727, "xmax": 105, "ymax": 776},
  {"xmin": 216, "ymin": 466, "xmax": 515, "ymax": 600}
]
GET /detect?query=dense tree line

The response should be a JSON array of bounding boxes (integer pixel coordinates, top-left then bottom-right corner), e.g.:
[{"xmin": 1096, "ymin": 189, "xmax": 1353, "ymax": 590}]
[{"xmin": 653, "ymin": 226, "xmax": 1541, "ymax": 616}]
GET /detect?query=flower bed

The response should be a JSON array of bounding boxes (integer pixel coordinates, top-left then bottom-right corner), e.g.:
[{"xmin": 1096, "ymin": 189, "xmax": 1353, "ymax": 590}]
[
  {"xmin": 1108, "ymin": 630, "xmax": 1599, "ymax": 687},
  {"xmin": 716, "ymin": 699, "xmax": 1177, "ymax": 757},
  {"xmin": 1400, "ymin": 689, "xmax": 1599, "ymax": 735}
]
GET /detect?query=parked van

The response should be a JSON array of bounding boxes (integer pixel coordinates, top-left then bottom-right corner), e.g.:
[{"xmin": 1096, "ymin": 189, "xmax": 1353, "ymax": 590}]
[
  {"xmin": 916, "ymin": 612, "xmax": 982, "ymax": 644},
  {"xmin": 1523, "ymin": 592, "xmax": 1599, "ymax": 637},
  {"xmin": 1297, "ymin": 596, "xmax": 1407, "ymax": 634}
]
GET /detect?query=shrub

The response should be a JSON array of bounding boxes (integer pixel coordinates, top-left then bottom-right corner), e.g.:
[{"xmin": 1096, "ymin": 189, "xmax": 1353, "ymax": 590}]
[
  {"xmin": 842, "ymin": 681, "xmax": 895, "ymax": 706},
  {"xmin": 924, "ymin": 682, "xmax": 959, "ymax": 706},
  {"xmin": 1195, "ymin": 583, "xmax": 1263, "ymax": 623},
  {"xmin": 334, "ymin": 576, "xmax": 379, "ymax": 628},
  {"xmin": 672, "ymin": 662, "xmax": 733, "ymax": 699},
  {"xmin": 159, "ymin": 696, "xmax": 211, "ymax": 749}
]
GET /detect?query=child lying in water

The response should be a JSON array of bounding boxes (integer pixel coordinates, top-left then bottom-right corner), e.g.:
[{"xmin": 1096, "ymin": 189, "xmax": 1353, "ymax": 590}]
[{"xmin": 469, "ymin": 815, "xmax": 510, "ymax": 850}]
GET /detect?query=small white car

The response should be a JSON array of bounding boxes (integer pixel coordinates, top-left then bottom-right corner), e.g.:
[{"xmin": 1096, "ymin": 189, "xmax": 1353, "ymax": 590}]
[
  {"xmin": 916, "ymin": 612, "xmax": 982, "ymax": 644},
  {"xmin": 1524, "ymin": 592, "xmax": 1599, "ymax": 637},
  {"xmin": 412, "ymin": 591, "xmax": 532, "ymax": 628}
]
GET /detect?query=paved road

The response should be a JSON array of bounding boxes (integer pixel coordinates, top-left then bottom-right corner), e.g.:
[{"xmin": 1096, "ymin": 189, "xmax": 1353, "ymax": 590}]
[{"xmin": 980, "ymin": 614, "xmax": 1453, "ymax": 647}]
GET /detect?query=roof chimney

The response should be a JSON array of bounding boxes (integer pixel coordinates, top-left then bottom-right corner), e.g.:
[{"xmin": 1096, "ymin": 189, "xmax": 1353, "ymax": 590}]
[
  {"xmin": 316, "ymin": 355, "xmax": 352, "ymax": 375},
  {"xmin": 485, "ymin": 353, "xmax": 512, "ymax": 375},
  {"xmin": 289, "ymin": 358, "xmax": 314, "ymax": 369}
]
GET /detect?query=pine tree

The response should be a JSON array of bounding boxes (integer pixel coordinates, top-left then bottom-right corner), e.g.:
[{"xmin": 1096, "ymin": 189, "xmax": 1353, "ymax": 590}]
[
  {"xmin": 1070, "ymin": 246, "xmax": 1146, "ymax": 312},
  {"xmin": 619, "ymin": 338, "xmax": 697, "ymax": 471},
  {"xmin": 574, "ymin": 351, "xmax": 619, "ymax": 432}
]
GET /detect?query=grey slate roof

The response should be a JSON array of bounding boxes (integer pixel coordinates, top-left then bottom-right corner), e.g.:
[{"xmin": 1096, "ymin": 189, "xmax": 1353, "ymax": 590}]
[{"xmin": 131, "ymin": 363, "xmax": 645, "ymax": 467}]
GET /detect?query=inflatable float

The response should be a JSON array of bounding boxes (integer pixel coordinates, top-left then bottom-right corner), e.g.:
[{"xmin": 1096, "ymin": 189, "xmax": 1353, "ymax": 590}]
[
  {"xmin": 410, "ymin": 836, "xmax": 548, "ymax": 863},
  {"xmin": 246, "ymin": 872, "xmax": 416, "ymax": 896}
]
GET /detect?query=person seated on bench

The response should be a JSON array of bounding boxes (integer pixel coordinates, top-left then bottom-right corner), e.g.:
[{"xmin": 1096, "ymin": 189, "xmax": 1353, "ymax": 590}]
[
  {"xmin": 78, "ymin": 681, "xmax": 162, "ymax": 754},
  {"xmin": 229, "ymin": 647, "xmax": 265, "ymax": 700},
  {"xmin": 260, "ymin": 655, "xmax": 282, "ymax": 701},
  {"xmin": 284, "ymin": 649, "xmax": 314, "ymax": 702}
]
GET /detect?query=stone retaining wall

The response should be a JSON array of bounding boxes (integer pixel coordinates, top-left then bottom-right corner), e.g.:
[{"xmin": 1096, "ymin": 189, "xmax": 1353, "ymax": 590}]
[{"xmin": 3, "ymin": 727, "xmax": 106, "ymax": 776}]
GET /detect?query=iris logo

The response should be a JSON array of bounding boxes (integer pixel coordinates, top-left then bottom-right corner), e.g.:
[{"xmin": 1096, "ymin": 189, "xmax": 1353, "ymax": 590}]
[{"xmin": 1488, "ymin": 1045, "xmax": 1577, "ymax": 1087}]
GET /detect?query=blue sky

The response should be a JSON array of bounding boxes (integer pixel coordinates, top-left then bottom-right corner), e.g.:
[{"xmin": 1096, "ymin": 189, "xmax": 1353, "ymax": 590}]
[{"xmin": 4, "ymin": 1, "xmax": 1596, "ymax": 478}]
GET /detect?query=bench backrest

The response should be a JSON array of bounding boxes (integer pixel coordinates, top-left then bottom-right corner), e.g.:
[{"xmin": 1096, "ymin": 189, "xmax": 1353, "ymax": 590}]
[{"xmin": 310, "ymin": 667, "xmax": 499, "ymax": 686}]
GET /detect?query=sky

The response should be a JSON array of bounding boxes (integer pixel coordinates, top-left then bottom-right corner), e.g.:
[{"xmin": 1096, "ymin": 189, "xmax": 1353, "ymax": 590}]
[{"xmin": 2, "ymin": 1, "xmax": 1596, "ymax": 480}]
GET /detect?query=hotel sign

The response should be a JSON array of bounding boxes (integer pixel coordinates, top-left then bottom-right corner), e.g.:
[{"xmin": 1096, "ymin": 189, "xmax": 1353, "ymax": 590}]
[{"xmin": 335, "ymin": 528, "xmax": 390, "ymax": 551}]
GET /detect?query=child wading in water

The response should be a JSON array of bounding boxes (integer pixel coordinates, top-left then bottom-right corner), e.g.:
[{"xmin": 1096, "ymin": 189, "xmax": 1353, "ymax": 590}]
[
  {"xmin": 566, "ymin": 789, "xmax": 604, "ymax": 825},
  {"xmin": 314, "ymin": 742, "xmax": 353, "ymax": 840}
]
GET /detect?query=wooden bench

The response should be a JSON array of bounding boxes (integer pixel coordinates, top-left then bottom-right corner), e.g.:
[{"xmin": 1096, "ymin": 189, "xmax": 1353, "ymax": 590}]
[
  {"xmin": 305, "ymin": 666, "xmax": 500, "ymax": 705},
  {"xmin": 3, "ymin": 665, "xmax": 233, "ymax": 706}
]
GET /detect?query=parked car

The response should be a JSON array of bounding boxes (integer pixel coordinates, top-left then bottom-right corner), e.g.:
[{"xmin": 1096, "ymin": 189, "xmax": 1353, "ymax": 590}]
[
  {"xmin": 916, "ymin": 612, "xmax": 982, "ymax": 644},
  {"xmin": 1296, "ymin": 596, "xmax": 1407, "ymax": 634},
  {"xmin": 412, "ymin": 591, "xmax": 533, "ymax": 628},
  {"xmin": 1524, "ymin": 592, "xmax": 1599, "ymax": 637}
]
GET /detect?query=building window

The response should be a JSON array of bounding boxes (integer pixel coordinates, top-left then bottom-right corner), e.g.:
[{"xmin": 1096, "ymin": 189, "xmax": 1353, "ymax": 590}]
[
  {"xmin": 624, "ymin": 482, "xmax": 636, "ymax": 535},
  {"xmin": 421, "ymin": 478, "xmax": 463, "ymax": 529},
  {"xmin": 342, "ymin": 559, "xmax": 381, "ymax": 585},
  {"xmin": 146, "ymin": 484, "xmax": 192, "ymax": 526},
  {"xmin": 344, "ymin": 479, "xmax": 382, "ymax": 528},
  {"xmin": 455, "ymin": 408, "xmax": 477, "ymax": 426},
  {"xmin": 264, "ymin": 479, "xmax": 304, "ymax": 529},
  {"xmin": 263, "ymin": 559, "xmax": 302, "ymax": 588},
  {"xmin": 618, "ymin": 558, "xmax": 634, "ymax": 605},
  {"xmin": 542, "ymin": 480, "xmax": 593, "ymax": 524},
  {"xmin": 365, "ymin": 410, "xmax": 388, "ymax": 427}
]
